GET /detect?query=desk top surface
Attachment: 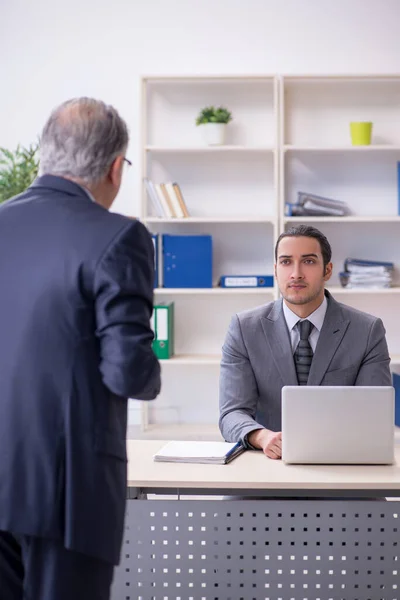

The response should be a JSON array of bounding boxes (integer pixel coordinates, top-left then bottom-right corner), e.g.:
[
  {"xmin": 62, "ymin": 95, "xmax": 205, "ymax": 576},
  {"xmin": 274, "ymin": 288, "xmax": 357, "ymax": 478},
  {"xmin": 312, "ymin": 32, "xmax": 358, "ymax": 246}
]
[{"xmin": 127, "ymin": 440, "xmax": 400, "ymax": 491}]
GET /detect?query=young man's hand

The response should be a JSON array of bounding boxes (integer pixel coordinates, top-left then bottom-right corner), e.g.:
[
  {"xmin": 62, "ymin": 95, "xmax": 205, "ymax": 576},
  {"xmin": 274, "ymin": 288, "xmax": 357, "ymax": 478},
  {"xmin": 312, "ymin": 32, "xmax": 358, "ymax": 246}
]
[{"xmin": 248, "ymin": 429, "xmax": 282, "ymax": 459}]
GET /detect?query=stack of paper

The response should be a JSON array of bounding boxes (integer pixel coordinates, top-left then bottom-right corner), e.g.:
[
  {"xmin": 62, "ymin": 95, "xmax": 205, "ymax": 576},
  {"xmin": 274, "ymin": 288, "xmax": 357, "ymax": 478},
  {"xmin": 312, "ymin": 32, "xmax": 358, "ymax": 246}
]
[
  {"xmin": 340, "ymin": 258, "xmax": 394, "ymax": 289},
  {"xmin": 285, "ymin": 191, "xmax": 351, "ymax": 217},
  {"xmin": 153, "ymin": 441, "xmax": 245, "ymax": 465}
]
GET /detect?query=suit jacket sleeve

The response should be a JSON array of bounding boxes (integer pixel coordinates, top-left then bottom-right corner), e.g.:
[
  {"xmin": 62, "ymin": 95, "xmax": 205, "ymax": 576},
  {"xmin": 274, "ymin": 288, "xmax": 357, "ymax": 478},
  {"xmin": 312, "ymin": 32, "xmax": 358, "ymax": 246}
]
[
  {"xmin": 94, "ymin": 219, "xmax": 161, "ymax": 399},
  {"xmin": 219, "ymin": 314, "xmax": 265, "ymax": 445},
  {"xmin": 355, "ymin": 317, "xmax": 392, "ymax": 386}
]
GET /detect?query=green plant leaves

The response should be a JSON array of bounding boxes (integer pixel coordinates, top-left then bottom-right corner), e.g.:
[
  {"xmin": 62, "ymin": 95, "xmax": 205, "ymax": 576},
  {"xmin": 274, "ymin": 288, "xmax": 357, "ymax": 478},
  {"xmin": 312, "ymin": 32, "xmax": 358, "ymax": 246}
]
[
  {"xmin": 195, "ymin": 105, "xmax": 232, "ymax": 126},
  {"xmin": 0, "ymin": 143, "xmax": 39, "ymax": 204}
]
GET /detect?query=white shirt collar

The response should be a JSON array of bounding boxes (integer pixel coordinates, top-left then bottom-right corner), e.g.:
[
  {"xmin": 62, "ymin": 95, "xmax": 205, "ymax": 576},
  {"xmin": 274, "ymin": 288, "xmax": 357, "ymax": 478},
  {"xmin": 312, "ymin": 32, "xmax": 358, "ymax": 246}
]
[
  {"xmin": 75, "ymin": 182, "xmax": 96, "ymax": 203},
  {"xmin": 282, "ymin": 294, "xmax": 328, "ymax": 333}
]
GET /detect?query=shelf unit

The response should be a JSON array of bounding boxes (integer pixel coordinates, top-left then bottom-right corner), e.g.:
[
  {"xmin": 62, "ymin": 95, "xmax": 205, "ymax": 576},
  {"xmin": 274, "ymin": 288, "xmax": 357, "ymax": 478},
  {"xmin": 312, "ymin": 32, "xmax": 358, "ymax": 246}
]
[
  {"xmin": 284, "ymin": 145, "xmax": 400, "ymax": 152},
  {"xmin": 146, "ymin": 145, "xmax": 275, "ymax": 152},
  {"xmin": 139, "ymin": 75, "xmax": 279, "ymax": 431},
  {"xmin": 154, "ymin": 287, "xmax": 276, "ymax": 296},
  {"xmin": 134, "ymin": 74, "xmax": 400, "ymax": 437},
  {"xmin": 280, "ymin": 74, "xmax": 400, "ymax": 372}
]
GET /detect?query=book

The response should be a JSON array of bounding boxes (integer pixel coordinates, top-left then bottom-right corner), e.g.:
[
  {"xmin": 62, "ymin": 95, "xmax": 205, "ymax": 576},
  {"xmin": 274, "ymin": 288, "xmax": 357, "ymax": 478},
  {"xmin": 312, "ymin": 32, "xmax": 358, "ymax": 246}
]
[
  {"xmin": 144, "ymin": 178, "xmax": 164, "ymax": 217},
  {"xmin": 165, "ymin": 182, "xmax": 184, "ymax": 218},
  {"xmin": 154, "ymin": 183, "xmax": 174, "ymax": 218},
  {"xmin": 172, "ymin": 182, "xmax": 190, "ymax": 217},
  {"xmin": 160, "ymin": 183, "xmax": 177, "ymax": 217},
  {"xmin": 153, "ymin": 440, "xmax": 245, "ymax": 465}
]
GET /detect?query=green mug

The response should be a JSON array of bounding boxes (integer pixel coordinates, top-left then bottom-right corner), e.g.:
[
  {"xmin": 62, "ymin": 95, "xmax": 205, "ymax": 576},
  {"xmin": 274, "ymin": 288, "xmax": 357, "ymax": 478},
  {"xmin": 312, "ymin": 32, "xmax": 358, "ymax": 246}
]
[{"xmin": 350, "ymin": 121, "xmax": 373, "ymax": 145}]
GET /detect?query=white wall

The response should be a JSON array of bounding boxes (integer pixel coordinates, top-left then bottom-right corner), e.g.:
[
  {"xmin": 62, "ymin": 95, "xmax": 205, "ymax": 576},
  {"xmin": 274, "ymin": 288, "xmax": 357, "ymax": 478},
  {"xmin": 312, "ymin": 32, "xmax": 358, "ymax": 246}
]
[
  {"xmin": 1, "ymin": 0, "xmax": 400, "ymax": 428},
  {"xmin": 1, "ymin": 0, "xmax": 399, "ymax": 218}
]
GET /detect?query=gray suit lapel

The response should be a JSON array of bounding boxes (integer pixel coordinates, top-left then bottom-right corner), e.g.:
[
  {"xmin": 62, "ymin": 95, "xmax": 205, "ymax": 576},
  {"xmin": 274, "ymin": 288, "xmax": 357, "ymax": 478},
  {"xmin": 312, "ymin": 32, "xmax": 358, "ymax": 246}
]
[
  {"xmin": 308, "ymin": 293, "xmax": 350, "ymax": 385},
  {"xmin": 261, "ymin": 300, "xmax": 298, "ymax": 386}
]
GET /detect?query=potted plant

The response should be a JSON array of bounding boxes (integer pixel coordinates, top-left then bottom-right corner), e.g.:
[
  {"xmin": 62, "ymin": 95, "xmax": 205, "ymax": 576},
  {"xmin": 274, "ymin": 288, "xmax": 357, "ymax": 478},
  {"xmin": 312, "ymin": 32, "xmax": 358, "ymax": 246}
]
[
  {"xmin": 195, "ymin": 105, "xmax": 233, "ymax": 146},
  {"xmin": 0, "ymin": 143, "xmax": 39, "ymax": 204}
]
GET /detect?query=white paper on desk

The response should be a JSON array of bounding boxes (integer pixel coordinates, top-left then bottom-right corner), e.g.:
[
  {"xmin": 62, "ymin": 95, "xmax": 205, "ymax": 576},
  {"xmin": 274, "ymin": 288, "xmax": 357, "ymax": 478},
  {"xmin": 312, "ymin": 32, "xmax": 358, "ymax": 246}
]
[{"xmin": 153, "ymin": 440, "xmax": 242, "ymax": 465}]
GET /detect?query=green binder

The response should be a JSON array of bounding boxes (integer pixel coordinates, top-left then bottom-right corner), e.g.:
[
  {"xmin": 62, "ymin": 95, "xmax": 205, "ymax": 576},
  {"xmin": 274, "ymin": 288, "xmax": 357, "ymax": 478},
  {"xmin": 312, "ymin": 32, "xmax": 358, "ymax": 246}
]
[{"xmin": 152, "ymin": 302, "xmax": 174, "ymax": 359}]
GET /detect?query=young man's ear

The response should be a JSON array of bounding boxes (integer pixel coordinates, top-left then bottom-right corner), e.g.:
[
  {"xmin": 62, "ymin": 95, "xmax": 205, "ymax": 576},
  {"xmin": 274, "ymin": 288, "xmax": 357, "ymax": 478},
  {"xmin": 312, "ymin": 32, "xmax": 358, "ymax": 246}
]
[{"xmin": 324, "ymin": 262, "xmax": 333, "ymax": 281}]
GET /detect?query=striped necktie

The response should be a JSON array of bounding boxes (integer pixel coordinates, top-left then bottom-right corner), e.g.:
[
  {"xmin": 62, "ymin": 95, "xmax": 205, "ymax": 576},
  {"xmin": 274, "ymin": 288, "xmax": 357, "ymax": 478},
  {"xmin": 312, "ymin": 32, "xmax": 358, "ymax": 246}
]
[{"xmin": 294, "ymin": 319, "xmax": 313, "ymax": 385}]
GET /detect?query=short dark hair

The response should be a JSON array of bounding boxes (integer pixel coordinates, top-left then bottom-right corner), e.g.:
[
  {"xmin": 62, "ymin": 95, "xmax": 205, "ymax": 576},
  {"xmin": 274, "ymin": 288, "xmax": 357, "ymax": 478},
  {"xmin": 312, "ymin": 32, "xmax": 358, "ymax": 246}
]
[{"xmin": 275, "ymin": 225, "xmax": 332, "ymax": 269}]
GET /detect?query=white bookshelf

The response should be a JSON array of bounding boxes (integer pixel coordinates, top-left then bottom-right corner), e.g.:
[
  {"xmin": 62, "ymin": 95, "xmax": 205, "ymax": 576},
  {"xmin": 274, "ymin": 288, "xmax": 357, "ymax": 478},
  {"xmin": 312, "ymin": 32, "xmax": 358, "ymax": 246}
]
[
  {"xmin": 146, "ymin": 217, "xmax": 276, "ymax": 224},
  {"xmin": 135, "ymin": 74, "xmax": 400, "ymax": 437},
  {"xmin": 284, "ymin": 216, "xmax": 400, "ymax": 224},
  {"xmin": 280, "ymin": 74, "xmax": 400, "ymax": 364},
  {"xmin": 160, "ymin": 354, "xmax": 221, "ymax": 365},
  {"xmin": 154, "ymin": 287, "xmax": 276, "ymax": 296},
  {"xmin": 284, "ymin": 145, "xmax": 400, "ymax": 152},
  {"xmin": 141, "ymin": 75, "xmax": 279, "ymax": 433},
  {"xmin": 146, "ymin": 145, "xmax": 275, "ymax": 152},
  {"xmin": 327, "ymin": 286, "xmax": 400, "ymax": 295}
]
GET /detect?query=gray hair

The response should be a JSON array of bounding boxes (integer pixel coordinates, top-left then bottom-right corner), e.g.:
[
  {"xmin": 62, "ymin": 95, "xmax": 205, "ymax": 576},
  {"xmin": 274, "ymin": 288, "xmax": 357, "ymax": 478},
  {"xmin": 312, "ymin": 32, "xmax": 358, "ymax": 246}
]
[{"xmin": 39, "ymin": 97, "xmax": 129, "ymax": 185}]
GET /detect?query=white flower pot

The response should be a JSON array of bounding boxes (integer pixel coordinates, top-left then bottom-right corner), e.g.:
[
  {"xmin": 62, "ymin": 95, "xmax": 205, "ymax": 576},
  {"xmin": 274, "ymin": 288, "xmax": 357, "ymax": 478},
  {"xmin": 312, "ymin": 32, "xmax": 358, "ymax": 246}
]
[{"xmin": 201, "ymin": 123, "xmax": 227, "ymax": 146}]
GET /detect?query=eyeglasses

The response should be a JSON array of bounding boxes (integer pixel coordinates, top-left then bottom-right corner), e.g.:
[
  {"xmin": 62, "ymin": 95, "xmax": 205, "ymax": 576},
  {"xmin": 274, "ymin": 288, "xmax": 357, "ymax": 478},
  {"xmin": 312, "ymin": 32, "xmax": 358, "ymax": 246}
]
[{"xmin": 123, "ymin": 157, "xmax": 132, "ymax": 167}]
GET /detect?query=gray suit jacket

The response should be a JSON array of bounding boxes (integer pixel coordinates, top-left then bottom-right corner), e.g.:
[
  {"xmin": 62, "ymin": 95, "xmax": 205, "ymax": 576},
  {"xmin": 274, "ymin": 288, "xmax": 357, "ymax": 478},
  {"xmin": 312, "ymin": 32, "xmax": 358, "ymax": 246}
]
[{"xmin": 219, "ymin": 291, "xmax": 392, "ymax": 445}]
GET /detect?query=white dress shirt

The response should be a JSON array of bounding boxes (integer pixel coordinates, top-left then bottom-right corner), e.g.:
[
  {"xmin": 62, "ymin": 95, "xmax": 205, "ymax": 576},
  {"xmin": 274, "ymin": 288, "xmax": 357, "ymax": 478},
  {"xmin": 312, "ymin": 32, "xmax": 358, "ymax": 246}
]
[
  {"xmin": 75, "ymin": 182, "xmax": 96, "ymax": 203},
  {"xmin": 282, "ymin": 295, "xmax": 328, "ymax": 353}
]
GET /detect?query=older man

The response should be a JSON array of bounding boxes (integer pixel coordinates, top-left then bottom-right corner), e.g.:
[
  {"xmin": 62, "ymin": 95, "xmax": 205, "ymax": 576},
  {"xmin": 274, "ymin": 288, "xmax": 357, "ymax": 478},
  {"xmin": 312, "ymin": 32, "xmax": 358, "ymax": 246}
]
[{"xmin": 0, "ymin": 98, "xmax": 161, "ymax": 600}]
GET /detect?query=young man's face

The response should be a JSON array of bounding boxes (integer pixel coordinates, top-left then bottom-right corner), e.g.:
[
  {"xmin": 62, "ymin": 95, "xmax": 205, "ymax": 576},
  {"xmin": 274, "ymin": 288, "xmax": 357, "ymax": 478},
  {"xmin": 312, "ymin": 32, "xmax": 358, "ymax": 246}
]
[{"xmin": 275, "ymin": 235, "xmax": 332, "ymax": 313}]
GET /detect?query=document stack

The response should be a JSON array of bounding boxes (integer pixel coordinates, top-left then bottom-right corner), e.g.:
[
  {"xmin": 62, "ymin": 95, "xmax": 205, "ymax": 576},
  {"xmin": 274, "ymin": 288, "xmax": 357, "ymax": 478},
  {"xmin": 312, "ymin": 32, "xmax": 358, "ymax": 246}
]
[
  {"xmin": 153, "ymin": 441, "xmax": 245, "ymax": 465},
  {"xmin": 285, "ymin": 192, "xmax": 351, "ymax": 217},
  {"xmin": 339, "ymin": 258, "xmax": 394, "ymax": 289}
]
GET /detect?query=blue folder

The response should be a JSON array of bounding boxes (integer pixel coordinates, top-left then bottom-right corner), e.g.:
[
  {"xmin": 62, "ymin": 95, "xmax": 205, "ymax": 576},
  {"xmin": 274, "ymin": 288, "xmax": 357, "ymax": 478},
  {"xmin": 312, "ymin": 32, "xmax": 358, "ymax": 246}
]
[
  {"xmin": 398, "ymin": 162, "xmax": 400, "ymax": 215},
  {"xmin": 393, "ymin": 373, "xmax": 400, "ymax": 427},
  {"xmin": 162, "ymin": 234, "xmax": 212, "ymax": 288},
  {"xmin": 151, "ymin": 234, "xmax": 158, "ymax": 288},
  {"xmin": 219, "ymin": 275, "xmax": 274, "ymax": 288}
]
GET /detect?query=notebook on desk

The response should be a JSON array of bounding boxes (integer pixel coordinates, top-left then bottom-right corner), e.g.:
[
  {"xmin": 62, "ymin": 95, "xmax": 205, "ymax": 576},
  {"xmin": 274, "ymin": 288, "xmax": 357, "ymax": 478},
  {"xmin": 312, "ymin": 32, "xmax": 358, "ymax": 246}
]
[
  {"xmin": 281, "ymin": 385, "xmax": 395, "ymax": 465},
  {"xmin": 153, "ymin": 441, "xmax": 245, "ymax": 465}
]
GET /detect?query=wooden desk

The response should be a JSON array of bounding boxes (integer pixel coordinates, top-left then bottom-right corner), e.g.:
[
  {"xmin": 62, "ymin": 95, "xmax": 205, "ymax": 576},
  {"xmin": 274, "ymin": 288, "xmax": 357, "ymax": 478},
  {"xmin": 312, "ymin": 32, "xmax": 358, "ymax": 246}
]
[
  {"xmin": 111, "ymin": 440, "xmax": 400, "ymax": 600},
  {"xmin": 127, "ymin": 439, "xmax": 400, "ymax": 497}
]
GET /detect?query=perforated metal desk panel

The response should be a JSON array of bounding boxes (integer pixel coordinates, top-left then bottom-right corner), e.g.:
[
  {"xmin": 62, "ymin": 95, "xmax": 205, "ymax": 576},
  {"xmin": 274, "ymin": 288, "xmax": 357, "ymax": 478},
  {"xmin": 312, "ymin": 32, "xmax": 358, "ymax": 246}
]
[{"xmin": 111, "ymin": 440, "xmax": 400, "ymax": 600}]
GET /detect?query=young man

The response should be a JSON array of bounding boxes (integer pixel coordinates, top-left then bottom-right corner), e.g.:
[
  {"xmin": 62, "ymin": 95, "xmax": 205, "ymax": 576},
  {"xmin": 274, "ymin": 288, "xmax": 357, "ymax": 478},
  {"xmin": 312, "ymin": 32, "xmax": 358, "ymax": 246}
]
[
  {"xmin": 219, "ymin": 225, "xmax": 391, "ymax": 460},
  {"xmin": 0, "ymin": 98, "xmax": 161, "ymax": 600}
]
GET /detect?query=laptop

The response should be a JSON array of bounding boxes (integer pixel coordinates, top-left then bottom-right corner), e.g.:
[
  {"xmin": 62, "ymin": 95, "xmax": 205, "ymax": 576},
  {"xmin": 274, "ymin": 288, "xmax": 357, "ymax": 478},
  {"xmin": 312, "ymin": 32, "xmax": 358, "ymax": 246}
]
[{"xmin": 281, "ymin": 386, "xmax": 395, "ymax": 464}]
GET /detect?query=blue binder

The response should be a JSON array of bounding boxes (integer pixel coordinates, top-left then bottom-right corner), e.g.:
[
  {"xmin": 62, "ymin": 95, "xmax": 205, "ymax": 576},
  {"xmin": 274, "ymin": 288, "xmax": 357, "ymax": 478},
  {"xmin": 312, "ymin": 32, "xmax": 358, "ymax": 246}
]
[
  {"xmin": 151, "ymin": 234, "xmax": 158, "ymax": 288},
  {"xmin": 219, "ymin": 275, "xmax": 273, "ymax": 288},
  {"xmin": 162, "ymin": 234, "xmax": 212, "ymax": 288},
  {"xmin": 393, "ymin": 373, "xmax": 400, "ymax": 427},
  {"xmin": 398, "ymin": 162, "xmax": 400, "ymax": 215}
]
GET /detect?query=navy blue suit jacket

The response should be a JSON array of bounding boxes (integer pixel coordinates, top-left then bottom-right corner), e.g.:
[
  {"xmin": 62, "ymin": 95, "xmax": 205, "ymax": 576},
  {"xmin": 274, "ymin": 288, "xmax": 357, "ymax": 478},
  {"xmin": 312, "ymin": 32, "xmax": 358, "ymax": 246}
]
[{"xmin": 0, "ymin": 175, "xmax": 161, "ymax": 564}]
